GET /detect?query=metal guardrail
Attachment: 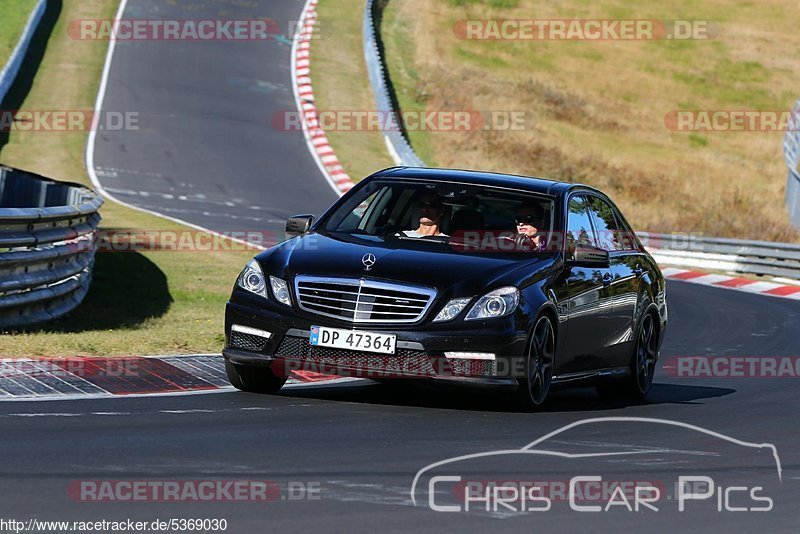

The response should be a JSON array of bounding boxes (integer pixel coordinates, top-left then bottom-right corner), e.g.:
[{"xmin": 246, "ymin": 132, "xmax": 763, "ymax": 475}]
[
  {"xmin": 784, "ymin": 100, "xmax": 800, "ymax": 229},
  {"xmin": 362, "ymin": 1, "xmax": 800, "ymax": 282},
  {"xmin": 640, "ymin": 232, "xmax": 800, "ymax": 281},
  {"xmin": 0, "ymin": 166, "xmax": 102, "ymax": 328},
  {"xmin": 363, "ymin": 0, "xmax": 425, "ymax": 167}
]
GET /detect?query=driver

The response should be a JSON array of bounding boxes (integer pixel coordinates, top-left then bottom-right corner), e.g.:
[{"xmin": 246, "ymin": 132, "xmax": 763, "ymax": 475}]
[
  {"xmin": 510, "ymin": 202, "xmax": 547, "ymax": 251},
  {"xmin": 399, "ymin": 191, "xmax": 449, "ymax": 238}
]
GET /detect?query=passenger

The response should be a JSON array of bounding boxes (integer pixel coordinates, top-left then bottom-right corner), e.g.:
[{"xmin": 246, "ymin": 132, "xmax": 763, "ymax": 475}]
[
  {"xmin": 511, "ymin": 202, "xmax": 547, "ymax": 251},
  {"xmin": 400, "ymin": 191, "xmax": 449, "ymax": 238}
]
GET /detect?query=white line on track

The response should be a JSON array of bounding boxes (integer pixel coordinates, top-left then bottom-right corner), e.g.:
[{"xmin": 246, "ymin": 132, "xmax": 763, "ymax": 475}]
[{"xmin": 0, "ymin": 376, "xmax": 371, "ymax": 402}]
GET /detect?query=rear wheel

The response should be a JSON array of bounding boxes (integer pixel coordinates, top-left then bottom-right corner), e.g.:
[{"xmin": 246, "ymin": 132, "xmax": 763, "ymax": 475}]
[
  {"xmin": 515, "ymin": 315, "xmax": 555, "ymax": 411},
  {"xmin": 599, "ymin": 312, "xmax": 658, "ymax": 399},
  {"xmin": 629, "ymin": 313, "xmax": 658, "ymax": 397},
  {"xmin": 225, "ymin": 359, "xmax": 287, "ymax": 394}
]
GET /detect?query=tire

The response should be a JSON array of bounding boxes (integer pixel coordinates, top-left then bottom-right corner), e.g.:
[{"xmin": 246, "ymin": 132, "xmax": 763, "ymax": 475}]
[
  {"xmin": 225, "ymin": 359, "xmax": 287, "ymax": 394},
  {"xmin": 598, "ymin": 312, "xmax": 658, "ymax": 399},
  {"xmin": 515, "ymin": 314, "xmax": 556, "ymax": 411}
]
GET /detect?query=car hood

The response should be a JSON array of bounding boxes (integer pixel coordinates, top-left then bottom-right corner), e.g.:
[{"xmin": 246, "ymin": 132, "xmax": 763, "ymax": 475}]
[{"xmin": 258, "ymin": 232, "xmax": 555, "ymax": 297}]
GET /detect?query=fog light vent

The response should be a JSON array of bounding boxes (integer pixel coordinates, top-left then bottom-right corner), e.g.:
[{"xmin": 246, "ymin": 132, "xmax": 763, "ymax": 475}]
[{"xmin": 230, "ymin": 325, "xmax": 271, "ymax": 352}]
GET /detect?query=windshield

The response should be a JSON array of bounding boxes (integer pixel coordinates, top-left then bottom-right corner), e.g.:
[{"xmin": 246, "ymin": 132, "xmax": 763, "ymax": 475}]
[{"xmin": 322, "ymin": 180, "xmax": 555, "ymax": 255}]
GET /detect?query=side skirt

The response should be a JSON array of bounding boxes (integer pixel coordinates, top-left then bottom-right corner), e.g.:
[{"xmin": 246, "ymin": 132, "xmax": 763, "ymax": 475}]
[{"xmin": 552, "ymin": 366, "xmax": 630, "ymax": 386}]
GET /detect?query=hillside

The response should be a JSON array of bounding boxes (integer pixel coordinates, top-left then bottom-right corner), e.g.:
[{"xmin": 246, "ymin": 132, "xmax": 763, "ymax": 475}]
[{"xmin": 377, "ymin": 0, "xmax": 799, "ymax": 240}]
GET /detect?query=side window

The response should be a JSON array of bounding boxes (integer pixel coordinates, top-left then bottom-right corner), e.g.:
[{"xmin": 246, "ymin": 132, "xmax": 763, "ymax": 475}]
[
  {"xmin": 566, "ymin": 195, "xmax": 596, "ymax": 257},
  {"xmin": 588, "ymin": 197, "xmax": 623, "ymax": 252},
  {"xmin": 612, "ymin": 210, "xmax": 638, "ymax": 251}
]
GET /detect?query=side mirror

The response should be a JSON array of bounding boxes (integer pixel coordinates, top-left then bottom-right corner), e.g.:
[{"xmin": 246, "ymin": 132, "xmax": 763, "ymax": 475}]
[
  {"xmin": 569, "ymin": 245, "xmax": 610, "ymax": 268},
  {"xmin": 285, "ymin": 214, "xmax": 314, "ymax": 240}
]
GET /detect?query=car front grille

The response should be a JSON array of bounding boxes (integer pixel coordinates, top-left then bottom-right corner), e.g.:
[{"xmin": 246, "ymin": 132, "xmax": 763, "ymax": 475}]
[
  {"xmin": 275, "ymin": 335, "xmax": 436, "ymax": 377},
  {"xmin": 294, "ymin": 276, "xmax": 436, "ymax": 323}
]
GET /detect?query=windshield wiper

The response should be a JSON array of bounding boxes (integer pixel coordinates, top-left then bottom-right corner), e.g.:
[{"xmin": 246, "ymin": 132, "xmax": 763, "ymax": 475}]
[{"xmin": 392, "ymin": 234, "xmax": 449, "ymax": 245}]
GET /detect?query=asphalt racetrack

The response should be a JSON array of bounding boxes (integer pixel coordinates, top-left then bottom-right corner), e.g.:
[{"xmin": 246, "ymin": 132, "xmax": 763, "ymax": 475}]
[
  {"xmin": 90, "ymin": 0, "xmax": 339, "ymax": 239},
  {"xmin": 12, "ymin": 0, "xmax": 798, "ymax": 531}
]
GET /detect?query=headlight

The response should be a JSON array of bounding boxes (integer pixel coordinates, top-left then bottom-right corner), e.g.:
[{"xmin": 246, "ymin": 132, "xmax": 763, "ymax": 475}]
[
  {"xmin": 433, "ymin": 297, "xmax": 472, "ymax": 322},
  {"xmin": 269, "ymin": 276, "xmax": 292, "ymax": 306},
  {"xmin": 237, "ymin": 259, "xmax": 267, "ymax": 297},
  {"xmin": 465, "ymin": 286, "xmax": 519, "ymax": 321}
]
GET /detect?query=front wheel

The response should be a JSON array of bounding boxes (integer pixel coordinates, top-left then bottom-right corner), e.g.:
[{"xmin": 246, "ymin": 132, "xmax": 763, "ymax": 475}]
[
  {"xmin": 515, "ymin": 314, "xmax": 555, "ymax": 411},
  {"xmin": 225, "ymin": 359, "xmax": 287, "ymax": 394}
]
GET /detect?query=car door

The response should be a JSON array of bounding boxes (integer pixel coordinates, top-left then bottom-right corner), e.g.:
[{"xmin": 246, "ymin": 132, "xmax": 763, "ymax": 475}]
[
  {"xmin": 587, "ymin": 195, "xmax": 642, "ymax": 368},
  {"xmin": 553, "ymin": 194, "xmax": 615, "ymax": 375}
]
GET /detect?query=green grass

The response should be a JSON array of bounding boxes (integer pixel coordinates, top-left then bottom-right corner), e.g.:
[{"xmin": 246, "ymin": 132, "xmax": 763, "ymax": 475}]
[
  {"xmin": 0, "ymin": 0, "xmax": 255, "ymax": 357},
  {"xmin": 688, "ymin": 133, "xmax": 708, "ymax": 148},
  {"xmin": 0, "ymin": 0, "xmax": 37, "ymax": 68}
]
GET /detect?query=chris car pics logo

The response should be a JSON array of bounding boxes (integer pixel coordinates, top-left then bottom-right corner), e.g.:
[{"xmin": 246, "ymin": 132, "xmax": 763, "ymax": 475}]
[{"xmin": 411, "ymin": 417, "xmax": 781, "ymax": 514}]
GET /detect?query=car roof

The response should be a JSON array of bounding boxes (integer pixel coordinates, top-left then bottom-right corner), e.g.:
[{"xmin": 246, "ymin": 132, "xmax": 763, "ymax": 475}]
[{"xmin": 374, "ymin": 166, "xmax": 585, "ymax": 196}]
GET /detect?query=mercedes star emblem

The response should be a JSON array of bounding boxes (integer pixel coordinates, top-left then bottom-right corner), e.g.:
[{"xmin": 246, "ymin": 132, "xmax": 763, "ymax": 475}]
[{"xmin": 362, "ymin": 253, "xmax": 376, "ymax": 271}]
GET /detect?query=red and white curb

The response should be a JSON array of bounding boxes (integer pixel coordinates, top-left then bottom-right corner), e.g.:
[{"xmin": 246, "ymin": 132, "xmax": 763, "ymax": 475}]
[
  {"xmin": 662, "ymin": 267, "xmax": 800, "ymax": 300},
  {"xmin": 292, "ymin": 0, "xmax": 354, "ymax": 196},
  {"xmin": 0, "ymin": 355, "xmax": 349, "ymax": 401}
]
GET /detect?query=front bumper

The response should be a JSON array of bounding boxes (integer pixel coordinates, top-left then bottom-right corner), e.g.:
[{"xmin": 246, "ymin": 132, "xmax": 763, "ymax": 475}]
[{"xmin": 223, "ymin": 294, "xmax": 529, "ymax": 381}]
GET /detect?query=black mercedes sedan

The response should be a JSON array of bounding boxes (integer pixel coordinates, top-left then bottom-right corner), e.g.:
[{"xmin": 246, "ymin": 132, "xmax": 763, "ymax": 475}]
[{"xmin": 223, "ymin": 167, "xmax": 667, "ymax": 410}]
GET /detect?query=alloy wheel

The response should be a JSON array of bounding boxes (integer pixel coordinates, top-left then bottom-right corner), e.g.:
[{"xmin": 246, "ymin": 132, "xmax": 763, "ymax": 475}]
[
  {"xmin": 634, "ymin": 314, "xmax": 657, "ymax": 395},
  {"xmin": 527, "ymin": 315, "xmax": 555, "ymax": 406}
]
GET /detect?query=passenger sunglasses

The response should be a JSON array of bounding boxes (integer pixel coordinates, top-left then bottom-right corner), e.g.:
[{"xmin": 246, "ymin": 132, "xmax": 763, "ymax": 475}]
[
  {"xmin": 419, "ymin": 201, "xmax": 443, "ymax": 209},
  {"xmin": 515, "ymin": 214, "xmax": 541, "ymax": 225}
]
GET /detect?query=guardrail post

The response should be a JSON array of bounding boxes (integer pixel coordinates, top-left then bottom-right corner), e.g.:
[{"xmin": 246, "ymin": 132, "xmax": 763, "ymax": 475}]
[
  {"xmin": 785, "ymin": 100, "xmax": 800, "ymax": 229},
  {"xmin": 363, "ymin": 0, "xmax": 426, "ymax": 167}
]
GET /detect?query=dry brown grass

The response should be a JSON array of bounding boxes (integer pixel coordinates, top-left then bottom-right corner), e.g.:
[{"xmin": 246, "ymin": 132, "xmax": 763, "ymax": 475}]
[{"xmin": 380, "ymin": 0, "xmax": 800, "ymax": 241}]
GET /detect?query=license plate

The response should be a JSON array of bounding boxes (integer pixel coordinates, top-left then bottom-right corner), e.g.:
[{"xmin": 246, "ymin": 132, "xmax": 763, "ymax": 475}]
[{"xmin": 309, "ymin": 326, "xmax": 396, "ymax": 355}]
